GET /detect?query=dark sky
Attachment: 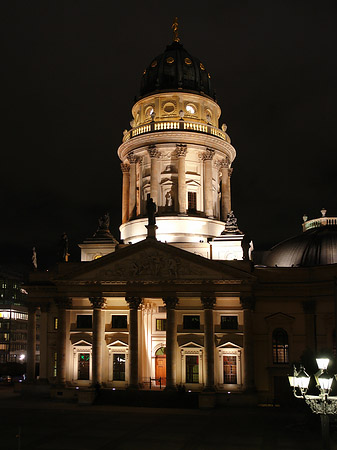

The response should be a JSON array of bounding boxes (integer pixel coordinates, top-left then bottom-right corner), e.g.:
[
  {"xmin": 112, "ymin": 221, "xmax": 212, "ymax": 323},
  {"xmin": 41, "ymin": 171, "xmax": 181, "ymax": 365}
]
[{"xmin": 2, "ymin": 1, "xmax": 337, "ymax": 270}]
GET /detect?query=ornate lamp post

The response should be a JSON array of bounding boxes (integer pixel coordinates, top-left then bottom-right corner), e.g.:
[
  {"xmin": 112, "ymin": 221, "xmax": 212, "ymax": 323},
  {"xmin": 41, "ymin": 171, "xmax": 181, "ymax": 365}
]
[{"xmin": 288, "ymin": 358, "xmax": 337, "ymax": 450}]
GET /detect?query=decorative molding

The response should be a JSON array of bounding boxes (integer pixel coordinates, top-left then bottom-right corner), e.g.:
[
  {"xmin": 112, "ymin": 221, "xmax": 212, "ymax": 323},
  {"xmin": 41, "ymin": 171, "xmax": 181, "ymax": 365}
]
[
  {"xmin": 176, "ymin": 143, "xmax": 187, "ymax": 157},
  {"xmin": 89, "ymin": 296, "xmax": 107, "ymax": 309},
  {"xmin": 201, "ymin": 296, "xmax": 216, "ymax": 309},
  {"xmin": 148, "ymin": 144, "xmax": 161, "ymax": 158},
  {"xmin": 163, "ymin": 297, "xmax": 179, "ymax": 309},
  {"xmin": 120, "ymin": 163, "xmax": 130, "ymax": 173},
  {"xmin": 125, "ymin": 296, "xmax": 142, "ymax": 310},
  {"xmin": 127, "ymin": 151, "xmax": 137, "ymax": 164},
  {"xmin": 201, "ymin": 148, "xmax": 215, "ymax": 161}
]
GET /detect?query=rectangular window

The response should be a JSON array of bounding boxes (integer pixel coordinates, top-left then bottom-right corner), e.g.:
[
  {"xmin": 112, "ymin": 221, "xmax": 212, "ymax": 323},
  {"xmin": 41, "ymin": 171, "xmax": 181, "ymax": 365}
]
[
  {"xmin": 78, "ymin": 353, "xmax": 90, "ymax": 380},
  {"xmin": 183, "ymin": 315, "xmax": 200, "ymax": 330},
  {"xmin": 221, "ymin": 316, "xmax": 238, "ymax": 330},
  {"xmin": 156, "ymin": 319, "xmax": 166, "ymax": 331},
  {"xmin": 186, "ymin": 355, "xmax": 199, "ymax": 383},
  {"xmin": 54, "ymin": 317, "xmax": 58, "ymax": 330},
  {"xmin": 111, "ymin": 315, "xmax": 127, "ymax": 329},
  {"xmin": 113, "ymin": 353, "xmax": 125, "ymax": 381},
  {"xmin": 188, "ymin": 192, "xmax": 197, "ymax": 211},
  {"xmin": 76, "ymin": 315, "xmax": 92, "ymax": 329},
  {"xmin": 53, "ymin": 352, "xmax": 57, "ymax": 377},
  {"xmin": 223, "ymin": 355, "xmax": 237, "ymax": 384}
]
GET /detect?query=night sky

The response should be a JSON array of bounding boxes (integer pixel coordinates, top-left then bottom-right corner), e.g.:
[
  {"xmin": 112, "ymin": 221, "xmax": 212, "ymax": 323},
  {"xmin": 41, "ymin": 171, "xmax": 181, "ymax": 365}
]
[{"xmin": 2, "ymin": 1, "xmax": 337, "ymax": 271}]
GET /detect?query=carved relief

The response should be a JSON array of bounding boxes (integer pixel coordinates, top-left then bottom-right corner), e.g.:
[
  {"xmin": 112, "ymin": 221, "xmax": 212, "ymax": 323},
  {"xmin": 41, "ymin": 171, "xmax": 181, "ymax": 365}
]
[
  {"xmin": 125, "ymin": 296, "xmax": 142, "ymax": 310},
  {"xmin": 201, "ymin": 296, "xmax": 216, "ymax": 309},
  {"xmin": 176, "ymin": 144, "xmax": 187, "ymax": 158},
  {"xmin": 148, "ymin": 145, "xmax": 161, "ymax": 158},
  {"xmin": 201, "ymin": 148, "xmax": 215, "ymax": 161},
  {"xmin": 98, "ymin": 250, "xmax": 202, "ymax": 280},
  {"xmin": 120, "ymin": 163, "xmax": 130, "ymax": 173},
  {"xmin": 127, "ymin": 151, "xmax": 137, "ymax": 164},
  {"xmin": 89, "ymin": 297, "xmax": 107, "ymax": 309}
]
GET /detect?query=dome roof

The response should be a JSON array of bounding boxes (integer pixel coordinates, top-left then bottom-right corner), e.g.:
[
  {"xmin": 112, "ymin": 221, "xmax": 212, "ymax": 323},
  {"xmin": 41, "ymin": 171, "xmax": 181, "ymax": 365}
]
[
  {"xmin": 138, "ymin": 41, "xmax": 216, "ymax": 101},
  {"xmin": 265, "ymin": 225, "xmax": 337, "ymax": 267}
]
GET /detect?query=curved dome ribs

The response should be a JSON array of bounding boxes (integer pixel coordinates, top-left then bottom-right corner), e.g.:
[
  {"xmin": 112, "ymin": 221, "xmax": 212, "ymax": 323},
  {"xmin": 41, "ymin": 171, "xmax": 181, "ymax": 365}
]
[{"xmin": 139, "ymin": 42, "xmax": 215, "ymax": 100}]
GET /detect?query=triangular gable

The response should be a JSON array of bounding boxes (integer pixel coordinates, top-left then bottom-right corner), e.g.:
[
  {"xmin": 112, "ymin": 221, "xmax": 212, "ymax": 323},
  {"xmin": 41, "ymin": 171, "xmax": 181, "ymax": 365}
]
[
  {"xmin": 106, "ymin": 339, "xmax": 128, "ymax": 348},
  {"xmin": 55, "ymin": 238, "xmax": 254, "ymax": 283},
  {"xmin": 71, "ymin": 337, "xmax": 92, "ymax": 346},
  {"xmin": 217, "ymin": 340, "xmax": 242, "ymax": 349},
  {"xmin": 178, "ymin": 334, "xmax": 204, "ymax": 347}
]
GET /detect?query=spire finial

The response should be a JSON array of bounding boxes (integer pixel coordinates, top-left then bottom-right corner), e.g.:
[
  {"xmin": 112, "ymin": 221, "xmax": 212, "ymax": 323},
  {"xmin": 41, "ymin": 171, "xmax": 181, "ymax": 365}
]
[{"xmin": 172, "ymin": 17, "xmax": 180, "ymax": 42}]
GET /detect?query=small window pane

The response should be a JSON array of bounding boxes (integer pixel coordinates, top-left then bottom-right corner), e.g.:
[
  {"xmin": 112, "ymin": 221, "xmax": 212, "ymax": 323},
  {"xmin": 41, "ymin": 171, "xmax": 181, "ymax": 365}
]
[
  {"xmin": 76, "ymin": 315, "xmax": 92, "ymax": 329},
  {"xmin": 186, "ymin": 355, "xmax": 199, "ymax": 383},
  {"xmin": 272, "ymin": 328, "xmax": 289, "ymax": 364},
  {"xmin": 223, "ymin": 355, "xmax": 237, "ymax": 384},
  {"xmin": 221, "ymin": 316, "xmax": 238, "ymax": 330},
  {"xmin": 156, "ymin": 319, "xmax": 166, "ymax": 331},
  {"xmin": 188, "ymin": 192, "xmax": 197, "ymax": 211},
  {"xmin": 111, "ymin": 315, "xmax": 127, "ymax": 329},
  {"xmin": 113, "ymin": 353, "xmax": 125, "ymax": 381},
  {"xmin": 183, "ymin": 316, "xmax": 200, "ymax": 330}
]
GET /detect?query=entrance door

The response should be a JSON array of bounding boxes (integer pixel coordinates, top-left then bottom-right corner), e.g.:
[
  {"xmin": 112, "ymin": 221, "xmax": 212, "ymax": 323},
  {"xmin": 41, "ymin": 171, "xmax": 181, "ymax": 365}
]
[
  {"xmin": 155, "ymin": 347, "xmax": 166, "ymax": 386},
  {"xmin": 78, "ymin": 353, "xmax": 90, "ymax": 380}
]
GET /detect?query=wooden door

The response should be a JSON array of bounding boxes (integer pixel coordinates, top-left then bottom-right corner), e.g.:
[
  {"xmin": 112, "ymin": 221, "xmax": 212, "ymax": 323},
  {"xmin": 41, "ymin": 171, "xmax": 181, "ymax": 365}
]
[{"xmin": 155, "ymin": 356, "xmax": 166, "ymax": 386}]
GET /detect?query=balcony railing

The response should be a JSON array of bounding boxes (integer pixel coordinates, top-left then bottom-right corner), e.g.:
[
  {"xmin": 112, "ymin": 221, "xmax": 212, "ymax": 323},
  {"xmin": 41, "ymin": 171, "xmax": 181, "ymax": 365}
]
[
  {"xmin": 303, "ymin": 217, "xmax": 337, "ymax": 232},
  {"xmin": 122, "ymin": 120, "xmax": 230, "ymax": 143}
]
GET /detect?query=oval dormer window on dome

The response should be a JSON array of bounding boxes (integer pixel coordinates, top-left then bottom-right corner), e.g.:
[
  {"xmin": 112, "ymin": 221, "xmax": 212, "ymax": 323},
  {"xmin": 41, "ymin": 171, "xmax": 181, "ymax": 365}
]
[
  {"xmin": 145, "ymin": 106, "xmax": 154, "ymax": 119},
  {"xmin": 185, "ymin": 104, "xmax": 196, "ymax": 115},
  {"xmin": 163, "ymin": 102, "xmax": 175, "ymax": 114}
]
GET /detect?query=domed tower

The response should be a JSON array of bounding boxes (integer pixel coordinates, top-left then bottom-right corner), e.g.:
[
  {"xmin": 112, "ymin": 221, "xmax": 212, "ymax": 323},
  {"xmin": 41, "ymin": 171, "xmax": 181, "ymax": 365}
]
[{"xmin": 118, "ymin": 21, "xmax": 241, "ymax": 258}]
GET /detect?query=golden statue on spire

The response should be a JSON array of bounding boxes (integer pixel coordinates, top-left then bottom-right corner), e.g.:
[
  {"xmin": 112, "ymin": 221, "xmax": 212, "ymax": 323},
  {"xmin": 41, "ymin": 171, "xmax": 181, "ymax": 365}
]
[{"xmin": 172, "ymin": 17, "xmax": 180, "ymax": 42}]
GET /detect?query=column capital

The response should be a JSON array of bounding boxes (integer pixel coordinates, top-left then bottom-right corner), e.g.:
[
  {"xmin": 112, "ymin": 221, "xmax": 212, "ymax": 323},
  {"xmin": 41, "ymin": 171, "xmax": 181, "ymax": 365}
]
[
  {"xmin": 163, "ymin": 297, "xmax": 179, "ymax": 310},
  {"xmin": 89, "ymin": 296, "xmax": 107, "ymax": 309},
  {"xmin": 176, "ymin": 144, "xmax": 187, "ymax": 157},
  {"xmin": 148, "ymin": 145, "xmax": 161, "ymax": 158},
  {"xmin": 121, "ymin": 163, "xmax": 130, "ymax": 173},
  {"xmin": 126, "ymin": 296, "xmax": 142, "ymax": 310},
  {"xmin": 55, "ymin": 297, "xmax": 72, "ymax": 309},
  {"xmin": 127, "ymin": 151, "xmax": 138, "ymax": 164},
  {"xmin": 240, "ymin": 296, "xmax": 255, "ymax": 310},
  {"xmin": 302, "ymin": 300, "xmax": 316, "ymax": 314},
  {"xmin": 218, "ymin": 156, "xmax": 230, "ymax": 169},
  {"xmin": 228, "ymin": 168, "xmax": 234, "ymax": 178},
  {"xmin": 201, "ymin": 296, "xmax": 216, "ymax": 309},
  {"xmin": 201, "ymin": 148, "xmax": 215, "ymax": 161}
]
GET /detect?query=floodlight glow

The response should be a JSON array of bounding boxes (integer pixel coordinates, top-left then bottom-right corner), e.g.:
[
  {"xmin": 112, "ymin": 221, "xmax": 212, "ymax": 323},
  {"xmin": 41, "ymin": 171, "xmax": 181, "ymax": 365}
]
[
  {"xmin": 316, "ymin": 358, "xmax": 329, "ymax": 370},
  {"xmin": 19, "ymin": 354, "xmax": 25, "ymax": 361}
]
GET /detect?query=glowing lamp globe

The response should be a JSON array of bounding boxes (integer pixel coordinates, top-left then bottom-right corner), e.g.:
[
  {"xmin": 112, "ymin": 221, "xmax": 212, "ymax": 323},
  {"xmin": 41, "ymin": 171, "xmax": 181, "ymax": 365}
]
[{"xmin": 316, "ymin": 358, "xmax": 330, "ymax": 370}]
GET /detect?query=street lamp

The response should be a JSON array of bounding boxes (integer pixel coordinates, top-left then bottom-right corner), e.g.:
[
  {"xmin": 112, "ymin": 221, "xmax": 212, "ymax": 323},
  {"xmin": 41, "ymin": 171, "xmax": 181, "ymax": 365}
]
[{"xmin": 288, "ymin": 358, "xmax": 337, "ymax": 450}]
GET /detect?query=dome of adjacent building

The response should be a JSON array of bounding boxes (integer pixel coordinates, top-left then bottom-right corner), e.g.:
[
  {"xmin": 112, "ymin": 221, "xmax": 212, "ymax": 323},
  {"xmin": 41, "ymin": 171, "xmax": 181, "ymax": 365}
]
[
  {"xmin": 138, "ymin": 41, "xmax": 216, "ymax": 101},
  {"xmin": 265, "ymin": 214, "xmax": 337, "ymax": 267}
]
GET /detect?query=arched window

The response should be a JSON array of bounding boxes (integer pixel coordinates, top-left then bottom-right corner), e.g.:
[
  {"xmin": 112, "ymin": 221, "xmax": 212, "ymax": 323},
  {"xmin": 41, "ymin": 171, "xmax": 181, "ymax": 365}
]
[{"xmin": 272, "ymin": 328, "xmax": 289, "ymax": 364}]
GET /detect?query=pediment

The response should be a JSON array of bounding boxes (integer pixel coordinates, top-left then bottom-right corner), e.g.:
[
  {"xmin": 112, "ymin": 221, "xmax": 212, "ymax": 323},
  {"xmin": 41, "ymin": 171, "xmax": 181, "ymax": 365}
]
[
  {"xmin": 57, "ymin": 239, "xmax": 254, "ymax": 283},
  {"xmin": 264, "ymin": 312, "xmax": 295, "ymax": 325},
  {"xmin": 106, "ymin": 334, "xmax": 128, "ymax": 346},
  {"xmin": 178, "ymin": 335, "xmax": 204, "ymax": 347},
  {"xmin": 217, "ymin": 340, "xmax": 242, "ymax": 349},
  {"xmin": 71, "ymin": 337, "xmax": 92, "ymax": 346}
]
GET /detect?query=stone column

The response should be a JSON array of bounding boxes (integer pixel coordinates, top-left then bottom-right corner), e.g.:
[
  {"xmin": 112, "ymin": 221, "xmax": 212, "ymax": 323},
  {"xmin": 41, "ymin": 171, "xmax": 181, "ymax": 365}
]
[
  {"xmin": 201, "ymin": 296, "xmax": 216, "ymax": 390},
  {"xmin": 202, "ymin": 148, "xmax": 215, "ymax": 218},
  {"xmin": 176, "ymin": 144, "xmax": 187, "ymax": 214},
  {"xmin": 302, "ymin": 300, "xmax": 316, "ymax": 352},
  {"xmin": 163, "ymin": 297, "xmax": 179, "ymax": 389},
  {"xmin": 126, "ymin": 296, "xmax": 142, "ymax": 388},
  {"xmin": 128, "ymin": 152, "xmax": 137, "ymax": 220},
  {"xmin": 241, "ymin": 296, "xmax": 255, "ymax": 391},
  {"xmin": 148, "ymin": 145, "xmax": 161, "ymax": 207},
  {"xmin": 55, "ymin": 297, "xmax": 72, "ymax": 386},
  {"xmin": 39, "ymin": 303, "xmax": 50, "ymax": 380},
  {"xmin": 220, "ymin": 158, "xmax": 232, "ymax": 221},
  {"xmin": 27, "ymin": 305, "xmax": 37, "ymax": 382},
  {"xmin": 121, "ymin": 163, "xmax": 130, "ymax": 224},
  {"xmin": 90, "ymin": 297, "xmax": 107, "ymax": 386}
]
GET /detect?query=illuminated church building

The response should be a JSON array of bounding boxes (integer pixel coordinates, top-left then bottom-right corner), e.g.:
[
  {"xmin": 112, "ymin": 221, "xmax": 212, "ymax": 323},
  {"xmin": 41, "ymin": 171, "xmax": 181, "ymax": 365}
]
[{"xmin": 26, "ymin": 26, "xmax": 337, "ymax": 403}]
